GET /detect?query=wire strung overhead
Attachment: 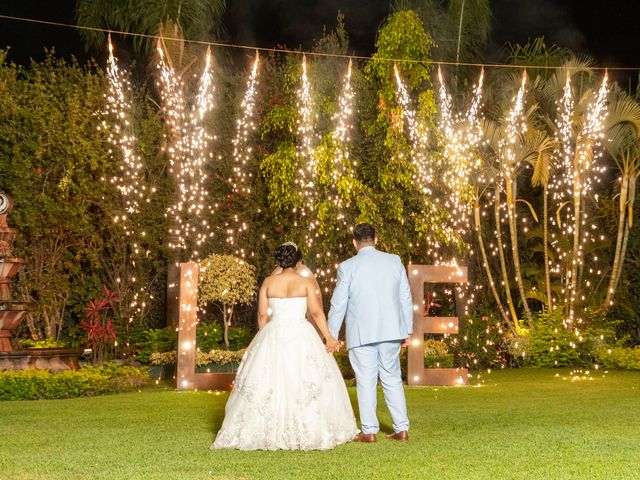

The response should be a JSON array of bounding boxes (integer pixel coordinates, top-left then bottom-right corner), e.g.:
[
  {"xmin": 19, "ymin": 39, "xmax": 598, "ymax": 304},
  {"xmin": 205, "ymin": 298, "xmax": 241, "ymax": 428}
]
[{"xmin": 0, "ymin": 13, "xmax": 637, "ymax": 71}]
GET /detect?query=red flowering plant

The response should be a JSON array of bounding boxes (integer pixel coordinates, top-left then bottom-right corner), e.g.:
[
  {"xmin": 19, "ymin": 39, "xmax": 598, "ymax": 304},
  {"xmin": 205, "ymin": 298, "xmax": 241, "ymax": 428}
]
[{"xmin": 80, "ymin": 286, "xmax": 121, "ymax": 364}]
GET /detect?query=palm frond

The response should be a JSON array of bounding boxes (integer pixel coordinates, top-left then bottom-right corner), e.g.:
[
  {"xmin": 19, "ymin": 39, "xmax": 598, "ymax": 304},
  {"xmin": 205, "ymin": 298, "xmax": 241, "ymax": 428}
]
[
  {"xmin": 75, "ymin": 0, "xmax": 226, "ymax": 53},
  {"xmin": 605, "ymin": 91, "xmax": 640, "ymax": 140},
  {"xmin": 526, "ymin": 130, "xmax": 556, "ymax": 187}
]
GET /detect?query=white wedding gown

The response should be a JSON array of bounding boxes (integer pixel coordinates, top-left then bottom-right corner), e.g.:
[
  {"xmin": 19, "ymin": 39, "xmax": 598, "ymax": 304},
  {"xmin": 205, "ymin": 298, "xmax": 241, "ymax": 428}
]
[{"xmin": 211, "ymin": 297, "xmax": 358, "ymax": 450}]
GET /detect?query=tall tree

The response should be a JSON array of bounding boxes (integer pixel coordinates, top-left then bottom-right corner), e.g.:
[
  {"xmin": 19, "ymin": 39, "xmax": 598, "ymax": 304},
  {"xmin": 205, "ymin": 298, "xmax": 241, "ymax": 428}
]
[
  {"xmin": 602, "ymin": 91, "xmax": 640, "ymax": 311},
  {"xmin": 392, "ymin": 0, "xmax": 491, "ymax": 64},
  {"xmin": 76, "ymin": 0, "xmax": 226, "ymax": 54}
]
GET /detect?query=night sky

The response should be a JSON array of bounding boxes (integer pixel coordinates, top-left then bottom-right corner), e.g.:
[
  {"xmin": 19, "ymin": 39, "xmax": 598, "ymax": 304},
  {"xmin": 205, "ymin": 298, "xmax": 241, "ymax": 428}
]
[{"xmin": 0, "ymin": 1, "xmax": 638, "ymax": 76}]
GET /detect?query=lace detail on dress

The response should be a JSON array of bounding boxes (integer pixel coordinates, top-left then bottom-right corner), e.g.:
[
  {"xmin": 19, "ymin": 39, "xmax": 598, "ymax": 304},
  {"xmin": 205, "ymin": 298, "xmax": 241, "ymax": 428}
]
[{"xmin": 211, "ymin": 297, "xmax": 358, "ymax": 451}]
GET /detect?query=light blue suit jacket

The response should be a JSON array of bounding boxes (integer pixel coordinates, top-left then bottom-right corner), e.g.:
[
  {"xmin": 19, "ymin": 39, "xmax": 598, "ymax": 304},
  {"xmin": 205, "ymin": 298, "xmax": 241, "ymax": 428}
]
[{"xmin": 328, "ymin": 247, "xmax": 414, "ymax": 349}]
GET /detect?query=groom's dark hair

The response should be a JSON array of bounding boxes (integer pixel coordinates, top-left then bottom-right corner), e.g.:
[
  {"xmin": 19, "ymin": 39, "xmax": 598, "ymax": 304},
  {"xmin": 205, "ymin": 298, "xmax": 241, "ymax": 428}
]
[{"xmin": 353, "ymin": 223, "xmax": 376, "ymax": 243}]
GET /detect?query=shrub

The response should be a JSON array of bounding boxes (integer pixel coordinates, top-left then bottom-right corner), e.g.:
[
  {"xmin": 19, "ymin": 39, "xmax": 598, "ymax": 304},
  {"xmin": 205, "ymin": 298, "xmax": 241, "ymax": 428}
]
[
  {"xmin": 197, "ymin": 322, "xmax": 253, "ymax": 352},
  {"xmin": 135, "ymin": 327, "xmax": 177, "ymax": 364},
  {"xmin": 595, "ymin": 347, "xmax": 640, "ymax": 370},
  {"xmin": 224, "ymin": 325, "xmax": 253, "ymax": 351},
  {"xmin": 423, "ymin": 338, "xmax": 454, "ymax": 368},
  {"xmin": 195, "ymin": 322, "xmax": 223, "ymax": 352},
  {"xmin": 520, "ymin": 310, "xmax": 593, "ymax": 368},
  {"xmin": 80, "ymin": 286, "xmax": 120, "ymax": 364},
  {"xmin": 198, "ymin": 254, "xmax": 257, "ymax": 347},
  {"xmin": 333, "ymin": 351, "xmax": 355, "ymax": 379},
  {"xmin": 149, "ymin": 349, "xmax": 246, "ymax": 367},
  {"xmin": 135, "ymin": 323, "xmax": 253, "ymax": 364},
  {"xmin": 333, "ymin": 344, "xmax": 448, "ymax": 380},
  {"xmin": 15, "ymin": 338, "xmax": 67, "ymax": 349},
  {"xmin": 0, "ymin": 364, "xmax": 148, "ymax": 401},
  {"xmin": 446, "ymin": 311, "xmax": 508, "ymax": 369},
  {"xmin": 503, "ymin": 310, "xmax": 610, "ymax": 368},
  {"xmin": 424, "ymin": 353, "xmax": 454, "ymax": 368},
  {"xmin": 503, "ymin": 333, "xmax": 532, "ymax": 365}
]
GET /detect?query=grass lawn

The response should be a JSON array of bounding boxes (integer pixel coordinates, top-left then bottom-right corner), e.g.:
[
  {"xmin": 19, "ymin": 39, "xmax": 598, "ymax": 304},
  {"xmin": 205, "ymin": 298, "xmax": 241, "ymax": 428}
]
[{"xmin": 0, "ymin": 369, "xmax": 639, "ymax": 480}]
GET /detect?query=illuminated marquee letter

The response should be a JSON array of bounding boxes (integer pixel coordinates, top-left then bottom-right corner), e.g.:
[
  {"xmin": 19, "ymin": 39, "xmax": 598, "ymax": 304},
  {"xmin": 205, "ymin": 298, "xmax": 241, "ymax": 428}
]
[
  {"xmin": 176, "ymin": 262, "xmax": 237, "ymax": 392},
  {"xmin": 407, "ymin": 264, "xmax": 469, "ymax": 386}
]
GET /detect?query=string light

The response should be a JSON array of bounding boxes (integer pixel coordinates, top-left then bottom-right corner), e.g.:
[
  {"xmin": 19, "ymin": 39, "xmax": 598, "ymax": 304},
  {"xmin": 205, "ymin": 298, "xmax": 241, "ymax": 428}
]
[
  {"xmin": 3, "ymin": 14, "xmax": 637, "ymax": 72},
  {"xmin": 309, "ymin": 60, "xmax": 360, "ymax": 285},
  {"xmin": 230, "ymin": 51, "xmax": 260, "ymax": 195},
  {"xmin": 294, "ymin": 55, "xmax": 320, "ymax": 248},
  {"xmin": 226, "ymin": 51, "xmax": 260, "ymax": 255},
  {"xmin": 329, "ymin": 58, "xmax": 356, "ymax": 226},
  {"xmin": 394, "ymin": 64, "xmax": 451, "ymax": 262},
  {"xmin": 157, "ymin": 45, "xmax": 216, "ymax": 259},
  {"xmin": 96, "ymin": 46, "xmax": 619, "ymax": 365},
  {"xmin": 101, "ymin": 36, "xmax": 150, "ymax": 235},
  {"xmin": 549, "ymin": 73, "xmax": 609, "ymax": 325},
  {"xmin": 438, "ymin": 66, "xmax": 484, "ymax": 243},
  {"xmin": 99, "ymin": 37, "xmax": 157, "ymax": 326}
]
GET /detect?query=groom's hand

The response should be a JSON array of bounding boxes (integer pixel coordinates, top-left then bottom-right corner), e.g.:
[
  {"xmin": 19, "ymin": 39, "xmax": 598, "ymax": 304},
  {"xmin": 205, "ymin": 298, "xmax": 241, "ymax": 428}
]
[
  {"xmin": 400, "ymin": 338, "xmax": 410, "ymax": 348},
  {"xmin": 325, "ymin": 336, "xmax": 339, "ymax": 352}
]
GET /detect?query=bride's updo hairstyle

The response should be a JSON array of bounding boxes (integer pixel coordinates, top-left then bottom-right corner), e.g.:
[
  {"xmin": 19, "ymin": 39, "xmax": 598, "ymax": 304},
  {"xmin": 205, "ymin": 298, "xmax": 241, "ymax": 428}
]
[{"xmin": 274, "ymin": 243, "xmax": 302, "ymax": 269}]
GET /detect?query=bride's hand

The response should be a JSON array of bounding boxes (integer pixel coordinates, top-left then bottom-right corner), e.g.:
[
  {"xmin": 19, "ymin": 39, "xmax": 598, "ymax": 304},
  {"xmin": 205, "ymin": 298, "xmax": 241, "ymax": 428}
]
[{"xmin": 325, "ymin": 336, "xmax": 339, "ymax": 352}]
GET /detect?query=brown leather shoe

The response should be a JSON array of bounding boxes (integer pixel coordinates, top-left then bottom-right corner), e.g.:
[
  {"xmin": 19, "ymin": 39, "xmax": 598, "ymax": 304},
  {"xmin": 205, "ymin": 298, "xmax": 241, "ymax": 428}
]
[
  {"xmin": 385, "ymin": 431, "xmax": 409, "ymax": 442},
  {"xmin": 354, "ymin": 433, "xmax": 377, "ymax": 443}
]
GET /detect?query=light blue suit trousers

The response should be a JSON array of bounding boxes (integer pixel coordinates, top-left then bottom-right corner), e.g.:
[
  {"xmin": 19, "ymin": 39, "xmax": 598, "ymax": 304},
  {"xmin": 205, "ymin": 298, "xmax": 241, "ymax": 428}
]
[{"xmin": 349, "ymin": 341, "xmax": 409, "ymax": 434}]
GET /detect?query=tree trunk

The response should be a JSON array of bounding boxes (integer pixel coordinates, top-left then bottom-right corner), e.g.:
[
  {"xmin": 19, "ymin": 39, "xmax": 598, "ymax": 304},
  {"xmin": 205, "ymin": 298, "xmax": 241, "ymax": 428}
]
[
  {"xmin": 568, "ymin": 174, "xmax": 582, "ymax": 323},
  {"xmin": 494, "ymin": 185, "xmax": 520, "ymax": 329},
  {"xmin": 506, "ymin": 177, "xmax": 533, "ymax": 324},
  {"xmin": 455, "ymin": 0, "xmax": 466, "ymax": 63},
  {"xmin": 619, "ymin": 175, "xmax": 637, "ymax": 281},
  {"xmin": 608, "ymin": 175, "xmax": 637, "ymax": 312},
  {"xmin": 543, "ymin": 184, "xmax": 553, "ymax": 309},
  {"xmin": 43, "ymin": 311, "xmax": 53, "ymax": 339},
  {"xmin": 604, "ymin": 175, "xmax": 628, "ymax": 310},
  {"xmin": 223, "ymin": 304, "xmax": 229, "ymax": 348},
  {"xmin": 166, "ymin": 258, "xmax": 181, "ymax": 327},
  {"xmin": 474, "ymin": 200, "xmax": 514, "ymax": 333}
]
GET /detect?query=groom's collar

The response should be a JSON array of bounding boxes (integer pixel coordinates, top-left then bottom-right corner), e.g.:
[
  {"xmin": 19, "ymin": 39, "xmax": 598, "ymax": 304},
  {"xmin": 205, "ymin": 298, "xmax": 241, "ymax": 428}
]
[{"xmin": 357, "ymin": 246, "xmax": 376, "ymax": 255}]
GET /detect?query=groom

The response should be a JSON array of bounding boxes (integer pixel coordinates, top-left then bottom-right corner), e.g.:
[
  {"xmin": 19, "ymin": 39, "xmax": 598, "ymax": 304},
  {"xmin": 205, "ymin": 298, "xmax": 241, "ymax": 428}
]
[{"xmin": 328, "ymin": 223, "xmax": 413, "ymax": 443}]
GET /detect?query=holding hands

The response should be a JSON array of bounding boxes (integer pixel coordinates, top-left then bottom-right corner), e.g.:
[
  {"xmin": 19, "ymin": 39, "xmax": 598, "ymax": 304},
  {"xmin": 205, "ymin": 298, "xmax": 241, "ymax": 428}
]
[{"xmin": 325, "ymin": 336, "xmax": 341, "ymax": 353}]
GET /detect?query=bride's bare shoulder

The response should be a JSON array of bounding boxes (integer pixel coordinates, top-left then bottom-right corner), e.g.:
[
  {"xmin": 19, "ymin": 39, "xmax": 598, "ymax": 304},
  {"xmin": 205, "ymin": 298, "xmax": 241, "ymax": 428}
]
[
  {"xmin": 261, "ymin": 274, "xmax": 278, "ymax": 289},
  {"xmin": 295, "ymin": 263, "xmax": 315, "ymax": 279},
  {"xmin": 270, "ymin": 265, "xmax": 283, "ymax": 276}
]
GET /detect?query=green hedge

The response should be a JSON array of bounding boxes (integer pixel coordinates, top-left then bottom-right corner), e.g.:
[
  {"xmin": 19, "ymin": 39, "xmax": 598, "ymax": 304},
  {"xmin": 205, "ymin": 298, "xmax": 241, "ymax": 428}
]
[
  {"xmin": 333, "ymin": 351, "xmax": 355, "ymax": 378},
  {"xmin": 15, "ymin": 338, "xmax": 67, "ymax": 349},
  {"xmin": 595, "ymin": 347, "xmax": 640, "ymax": 370},
  {"xmin": 425, "ymin": 353, "xmax": 454, "ymax": 368},
  {"xmin": 503, "ymin": 310, "xmax": 611, "ymax": 368},
  {"xmin": 0, "ymin": 364, "xmax": 148, "ymax": 401},
  {"xmin": 333, "ymin": 348, "xmax": 452, "ymax": 379},
  {"xmin": 448, "ymin": 311, "xmax": 508, "ymax": 369},
  {"xmin": 135, "ymin": 324, "xmax": 253, "ymax": 364},
  {"xmin": 149, "ymin": 349, "xmax": 245, "ymax": 367}
]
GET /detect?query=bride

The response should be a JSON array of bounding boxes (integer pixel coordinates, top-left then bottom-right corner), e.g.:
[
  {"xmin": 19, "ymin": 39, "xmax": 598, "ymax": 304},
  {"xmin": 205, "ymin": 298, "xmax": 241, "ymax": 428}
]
[{"xmin": 211, "ymin": 243, "xmax": 358, "ymax": 450}]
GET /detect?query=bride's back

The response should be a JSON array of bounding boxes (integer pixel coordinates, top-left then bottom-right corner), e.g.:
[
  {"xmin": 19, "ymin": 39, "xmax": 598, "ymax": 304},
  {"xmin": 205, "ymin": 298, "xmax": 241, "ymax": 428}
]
[{"xmin": 264, "ymin": 270, "xmax": 309, "ymax": 299}]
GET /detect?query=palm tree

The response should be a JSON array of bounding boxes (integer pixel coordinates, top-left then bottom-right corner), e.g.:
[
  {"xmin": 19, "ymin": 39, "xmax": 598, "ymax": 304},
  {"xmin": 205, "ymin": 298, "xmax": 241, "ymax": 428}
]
[
  {"xmin": 76, "ymin": 0, "xmax": 226, "ymax": 54},
  {"xmin": 527, "ymin": 129, "xmax": 556, "ymax": 309},
  {"xmin": 479, "ymin": 117, "xmax": 521, "ymax": 329},
  {"xmin": 472, "ymin": 178, "xmax": 515, "ymax": 333},
  {"xmin": 492, "ymin": 72, "xmax": 537, "ymax": 326},
  {"xmin": 478, "ymin": 76, "xmax": 557, "ymax": 328},
  {"xmin": 602, "ymin": 92, "xmax": 640, "ymax": 310},
  {"xmin": 536, "ymin": 61, "xmax": 640, "ymax": 321}
]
